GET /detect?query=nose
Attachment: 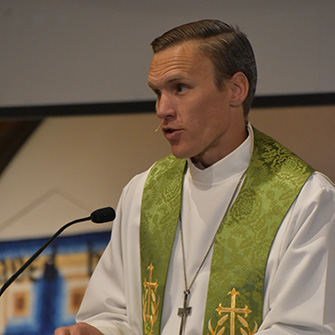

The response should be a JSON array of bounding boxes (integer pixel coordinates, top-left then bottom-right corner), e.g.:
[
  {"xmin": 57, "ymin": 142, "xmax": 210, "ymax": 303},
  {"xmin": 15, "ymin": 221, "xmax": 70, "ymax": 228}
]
[{"xmin": 156, "ymin": 93, "xmax": 176, "ymax": 120}]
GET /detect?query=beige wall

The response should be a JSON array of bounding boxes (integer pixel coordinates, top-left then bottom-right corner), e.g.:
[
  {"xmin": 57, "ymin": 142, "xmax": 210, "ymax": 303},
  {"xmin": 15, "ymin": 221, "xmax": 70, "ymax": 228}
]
[
  {"xmin": 0, "ymin": 106, "xmax": 333, "ymax": 240},
  {"xmin": 0, "ymin": 113, "xmax": 170, "ymax": 240}
]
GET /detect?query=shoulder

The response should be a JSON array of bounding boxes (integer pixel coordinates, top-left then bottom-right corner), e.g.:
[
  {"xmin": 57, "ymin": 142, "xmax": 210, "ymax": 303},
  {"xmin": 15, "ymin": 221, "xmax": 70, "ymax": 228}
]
[
  {"xmin": 119, "ymin": 155, "xmax": 182, "ymax": 198},
  {"xmin": 148, "ymin": 155, "xmax": 186, "ymax": 176},
  {"xmin": 121, "ymin": 167, "xmax": 152, "ymax": 199},
  {"xmin": 282, "ymin": 171, "xmax": 335, "ymax": 240},
  {"xmin": 292, "ymin": 171, "xmax": 335, "ymax": 220},
  {"xmin": 301, "ymin": 171, "xmax": 335, "ymax": 197},
  {"xmin": 269, "ymin": 171, "xmax": 335, "ymax": 267},
  {"xmin": 298, "ymin": 171, "xmax": 335, "ymax": 221}
]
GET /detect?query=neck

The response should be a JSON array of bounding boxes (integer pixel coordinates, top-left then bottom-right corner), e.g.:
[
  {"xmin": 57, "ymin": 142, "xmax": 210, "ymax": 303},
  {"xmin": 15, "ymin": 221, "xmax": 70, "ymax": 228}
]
[{"xmin": 191, "ymin": 123, "xmax": 248, "ymax": 169}]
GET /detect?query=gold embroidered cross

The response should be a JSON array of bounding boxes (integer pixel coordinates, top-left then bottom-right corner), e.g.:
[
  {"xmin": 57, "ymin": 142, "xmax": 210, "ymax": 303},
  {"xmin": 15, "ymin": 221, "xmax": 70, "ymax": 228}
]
[
  {"xmin": 215, "ymin": 288, "xmax": 251, "ymax": 335},
  {"xmin": 143, "ymin": 263, "xmax": 159, "ymax": 335},
  {"xmin": 143, "ymin": 263, "xmax": 158, "ymax": 318}
]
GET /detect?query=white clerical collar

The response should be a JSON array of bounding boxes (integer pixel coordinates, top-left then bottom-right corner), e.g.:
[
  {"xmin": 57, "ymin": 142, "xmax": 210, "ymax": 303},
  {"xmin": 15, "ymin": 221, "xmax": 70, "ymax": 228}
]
[{"xmin": 187, "ymin": 123, "xmax": 253, "ymax": 184}]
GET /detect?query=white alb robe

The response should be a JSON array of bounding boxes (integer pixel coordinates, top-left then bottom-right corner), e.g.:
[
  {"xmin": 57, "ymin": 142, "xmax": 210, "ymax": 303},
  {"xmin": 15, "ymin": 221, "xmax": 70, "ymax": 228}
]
[{"xmin": 77, "ymin": 126, "xmax": 335, "ymax": 334}]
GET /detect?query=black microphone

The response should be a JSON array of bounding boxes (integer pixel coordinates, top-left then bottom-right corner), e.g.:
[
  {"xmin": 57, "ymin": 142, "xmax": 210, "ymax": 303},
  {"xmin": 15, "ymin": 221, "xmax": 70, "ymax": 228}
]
[{"xmin": 0, "ymin": 206, "xmax": 116, "ymax": 297}]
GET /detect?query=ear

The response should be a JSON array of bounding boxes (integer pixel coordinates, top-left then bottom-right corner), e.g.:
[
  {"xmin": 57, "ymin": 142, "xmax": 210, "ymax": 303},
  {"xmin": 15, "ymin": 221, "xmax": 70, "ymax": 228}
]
[{"xmin": 229, "ymin": 72, "xmax": 249, "ymax": 108}]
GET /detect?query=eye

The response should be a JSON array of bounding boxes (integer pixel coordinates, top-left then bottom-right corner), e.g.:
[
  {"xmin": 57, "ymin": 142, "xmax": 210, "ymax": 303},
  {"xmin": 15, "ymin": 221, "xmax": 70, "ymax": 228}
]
[
  {"xmin": 176, "ymin": 84, "xmax": 187, "ymax": 93},
  {"xmin": 155, "ymin": 89, "xmax": 161, "ymax": 98}
]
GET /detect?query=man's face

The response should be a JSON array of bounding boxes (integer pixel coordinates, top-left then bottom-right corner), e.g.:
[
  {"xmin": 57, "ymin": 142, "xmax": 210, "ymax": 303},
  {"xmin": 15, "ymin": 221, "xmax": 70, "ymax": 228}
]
[{"xmin": 148, "ymin": 41, "xmax": 245, "ymax": 167}]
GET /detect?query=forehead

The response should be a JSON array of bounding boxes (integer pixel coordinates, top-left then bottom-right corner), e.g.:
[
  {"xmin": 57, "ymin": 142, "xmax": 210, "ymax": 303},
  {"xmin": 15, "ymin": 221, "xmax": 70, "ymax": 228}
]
[{"xmin": 148, "ymin": 41, "xmax": 213, "ymax": 86}]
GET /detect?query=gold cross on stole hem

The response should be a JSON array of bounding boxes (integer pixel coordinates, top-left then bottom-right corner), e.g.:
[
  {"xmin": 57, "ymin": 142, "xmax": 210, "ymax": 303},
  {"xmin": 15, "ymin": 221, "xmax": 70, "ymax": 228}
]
[
  {"xmin": 143, "ymin": 263, "xmax": 158, "ymax": 319},
  {"xmin": 216, "ymin": 288, "xmax": 251, "ymax": 335}
]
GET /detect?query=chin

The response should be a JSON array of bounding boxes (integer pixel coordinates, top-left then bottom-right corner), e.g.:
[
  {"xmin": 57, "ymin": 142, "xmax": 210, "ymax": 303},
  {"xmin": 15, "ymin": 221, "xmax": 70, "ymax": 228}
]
[
  {"xmin": 171, "ymin": 153, "xmax": 186, "ymax": 160},
  {"xmin": 170, "ymin": 149, "xmax": 192, "ymax": 160},
  {"xmin": 169, "ymin": 143, "xmax": 198, "ymax": 160}
]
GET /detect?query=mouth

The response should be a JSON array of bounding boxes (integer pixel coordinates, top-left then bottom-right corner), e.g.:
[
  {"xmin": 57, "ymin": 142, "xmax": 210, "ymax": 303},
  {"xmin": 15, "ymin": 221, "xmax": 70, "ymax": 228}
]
[
  {"xmin": 162, "ymin": 126, "xmax": 182, "ymax": 141},
  {"xmin": 162, "ymin": 126, "xmax": 178, "ymax": 134}
]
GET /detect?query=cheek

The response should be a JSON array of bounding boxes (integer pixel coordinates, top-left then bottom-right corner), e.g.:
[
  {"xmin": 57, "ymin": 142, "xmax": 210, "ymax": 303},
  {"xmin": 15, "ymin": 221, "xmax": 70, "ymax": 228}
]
[
  {"xmin": 194, "ymin": 106, "xmax": 228, "ymax": 142},
  {"xmin": 185, "ymin": 96, "xmax": 211, "ymax": 122},
  {"xmin": 180, "ymin": 89, "xmax": 225, "ymax": 130}
]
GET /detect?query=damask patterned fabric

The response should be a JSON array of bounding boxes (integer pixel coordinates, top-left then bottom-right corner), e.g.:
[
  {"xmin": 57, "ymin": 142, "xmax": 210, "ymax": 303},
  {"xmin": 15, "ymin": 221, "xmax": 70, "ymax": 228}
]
[
  {"xmin": 140, "ymin": 128, "xmax": 314, "ymax": 335},
  {"xmin": 76, "ymin": 125, "xmax": 335, "ymax": 335}
]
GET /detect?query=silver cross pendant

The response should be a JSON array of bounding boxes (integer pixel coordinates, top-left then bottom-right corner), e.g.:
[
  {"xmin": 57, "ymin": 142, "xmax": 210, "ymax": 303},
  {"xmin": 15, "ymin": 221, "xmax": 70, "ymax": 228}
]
[{"xmin": 178, "ymin": 289, "xmax": 192, "ymax": 335}]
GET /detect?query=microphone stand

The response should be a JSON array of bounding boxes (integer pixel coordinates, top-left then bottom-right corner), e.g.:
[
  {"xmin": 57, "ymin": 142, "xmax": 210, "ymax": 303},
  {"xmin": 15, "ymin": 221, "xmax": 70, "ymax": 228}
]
[{"xmin": 0, "ymin": 216, "xmax": 90, "ymax": 297}]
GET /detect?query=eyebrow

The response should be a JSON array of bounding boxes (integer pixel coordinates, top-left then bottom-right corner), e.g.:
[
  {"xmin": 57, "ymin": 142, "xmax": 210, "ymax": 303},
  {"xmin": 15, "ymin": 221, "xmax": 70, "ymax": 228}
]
[
  {"xmin": 147, "ymin": 81, "xmax": 158, "ymax": 91},
  {"xmin": 148, "ymin": 76, "xmax": 185, "ymax": 90}
]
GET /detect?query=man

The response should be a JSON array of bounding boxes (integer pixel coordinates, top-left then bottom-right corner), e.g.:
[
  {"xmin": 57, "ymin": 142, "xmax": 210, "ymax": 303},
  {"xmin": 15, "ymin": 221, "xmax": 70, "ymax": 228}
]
[{"xmin": 55, "ymin": 19, "xmax": 335, "ymax": 335}]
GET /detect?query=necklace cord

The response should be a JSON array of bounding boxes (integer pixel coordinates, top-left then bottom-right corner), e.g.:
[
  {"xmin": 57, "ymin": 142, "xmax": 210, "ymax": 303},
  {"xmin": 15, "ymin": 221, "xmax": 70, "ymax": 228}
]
[{"xmin": 179, "ymin": 169, "xmax": 247, "ymax": 293}]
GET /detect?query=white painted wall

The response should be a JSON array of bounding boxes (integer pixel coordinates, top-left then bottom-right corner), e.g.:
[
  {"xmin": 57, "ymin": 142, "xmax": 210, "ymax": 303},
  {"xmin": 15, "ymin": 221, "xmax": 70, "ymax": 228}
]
[{"xmin": 1, "ymin": 0, "xmax": 335, "ymax": 106}]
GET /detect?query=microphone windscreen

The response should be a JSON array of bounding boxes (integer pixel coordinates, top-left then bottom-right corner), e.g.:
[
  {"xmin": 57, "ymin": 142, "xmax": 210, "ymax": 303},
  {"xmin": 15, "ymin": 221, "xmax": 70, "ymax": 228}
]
[{"xmin": 90, "ymin": 207, "xmax": 116, "ymax": 223}]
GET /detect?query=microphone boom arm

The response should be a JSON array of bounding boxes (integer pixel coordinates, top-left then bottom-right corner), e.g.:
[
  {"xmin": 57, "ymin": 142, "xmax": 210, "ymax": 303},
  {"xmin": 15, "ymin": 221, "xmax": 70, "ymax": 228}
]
[
  {"xmin": 0, "ymin": 216, "xmax": 90, "ymax": 297},
  {"xmin": 0, "ymin": 206, "xmax": 115, "ymax": 297}
]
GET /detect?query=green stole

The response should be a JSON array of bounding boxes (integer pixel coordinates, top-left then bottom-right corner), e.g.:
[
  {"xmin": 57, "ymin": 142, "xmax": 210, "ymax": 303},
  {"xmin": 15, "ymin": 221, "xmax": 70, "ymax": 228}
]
[{"xmin": 140, "ymin": 128, "xmax": 314, "ymax": 335}]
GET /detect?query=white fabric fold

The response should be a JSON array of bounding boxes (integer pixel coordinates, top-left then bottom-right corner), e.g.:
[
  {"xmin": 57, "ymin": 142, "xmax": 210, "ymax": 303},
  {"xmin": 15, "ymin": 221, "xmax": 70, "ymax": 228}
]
[{"xmin": 77, "ymin": 125, "xmax": 335, "ymax": 334}]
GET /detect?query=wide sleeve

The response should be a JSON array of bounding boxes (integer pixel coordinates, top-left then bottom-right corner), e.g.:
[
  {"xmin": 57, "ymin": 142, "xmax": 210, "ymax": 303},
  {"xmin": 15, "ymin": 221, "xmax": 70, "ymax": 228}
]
[
  {"xmin": 258, "ymin": 172, "xmax": 335, "ymax": 334},
  {"xmin": 76, "ymin": 170, "xmax": 150, "ymax": 335}
]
